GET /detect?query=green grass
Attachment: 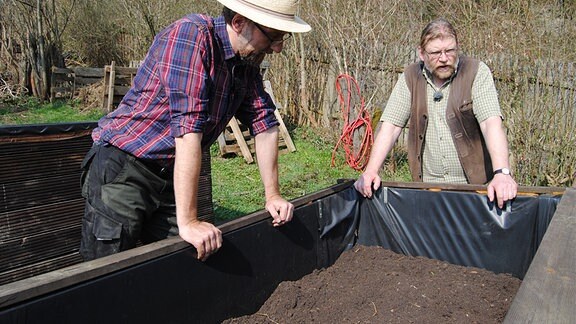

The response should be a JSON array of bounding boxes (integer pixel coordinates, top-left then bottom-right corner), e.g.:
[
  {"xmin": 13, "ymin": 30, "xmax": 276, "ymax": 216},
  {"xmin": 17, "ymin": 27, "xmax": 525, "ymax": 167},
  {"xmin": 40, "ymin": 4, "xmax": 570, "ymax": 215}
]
[
  {"xmin": 0, "ymin": 99, "xmax": 104, "ymax": 125},
  {"xmin": 210, "ymin": 127, "xmax": 363, "ymax": 222},
  {"xmin": 0, "ymin": 99, "xmax": 411, "ymax": 223},
  {"xmin": 210, "ymin": 127, "xmax": 412, "ymax": 223}
]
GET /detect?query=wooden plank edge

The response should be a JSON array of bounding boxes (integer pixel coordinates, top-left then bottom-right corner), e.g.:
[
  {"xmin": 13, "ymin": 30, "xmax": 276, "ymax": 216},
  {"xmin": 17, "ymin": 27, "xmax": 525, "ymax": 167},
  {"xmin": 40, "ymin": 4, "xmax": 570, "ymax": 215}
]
[
  {"xmin": 503, "ymin": 187, "xmax": 576, "ymax": 323},
  {"xmin": 375, "ymin": 181, "xmax": 566, "ymax": 196}
]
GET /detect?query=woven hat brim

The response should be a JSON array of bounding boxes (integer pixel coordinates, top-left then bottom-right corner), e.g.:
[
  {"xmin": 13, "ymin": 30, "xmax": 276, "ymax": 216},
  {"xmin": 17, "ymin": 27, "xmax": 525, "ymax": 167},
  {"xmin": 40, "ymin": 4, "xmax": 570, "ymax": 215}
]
[{"xmin": 217, "ymin": 0, "xmax": 311, "ymax": 33}]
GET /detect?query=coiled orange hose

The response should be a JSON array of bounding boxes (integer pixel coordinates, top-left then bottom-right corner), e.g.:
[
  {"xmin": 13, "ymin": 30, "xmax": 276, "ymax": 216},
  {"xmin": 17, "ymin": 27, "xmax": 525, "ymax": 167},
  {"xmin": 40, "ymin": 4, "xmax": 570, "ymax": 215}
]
[{"xmin": 331, "ymin": 74, "xmax": 374, "ymax": 171}]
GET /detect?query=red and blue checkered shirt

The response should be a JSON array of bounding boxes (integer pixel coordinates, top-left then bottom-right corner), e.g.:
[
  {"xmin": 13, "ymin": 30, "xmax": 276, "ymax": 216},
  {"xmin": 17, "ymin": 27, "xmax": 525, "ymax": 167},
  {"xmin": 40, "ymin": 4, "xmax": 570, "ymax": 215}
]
[{"xmin": 93, "ymin": 14, "xmax": 278, "ymax": 166}]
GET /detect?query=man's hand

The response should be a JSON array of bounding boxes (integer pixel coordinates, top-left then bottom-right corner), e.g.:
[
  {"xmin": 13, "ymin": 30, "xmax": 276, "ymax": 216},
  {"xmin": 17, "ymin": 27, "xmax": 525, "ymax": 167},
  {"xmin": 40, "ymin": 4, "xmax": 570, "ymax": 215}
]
[
  {"xmin": 487, "ymin": 174, "xmax": 518, "ymax": 209},
  {"xmin": 178, "ymin": 220, "xmax": 222, "ymax": 262},
  {"xmin": 265, "ymin": 195, "xmax": 294, "ymax": 227},
  {"xmin": 354, "ymin": 171, "xmax": 381, "ymax": 198}
]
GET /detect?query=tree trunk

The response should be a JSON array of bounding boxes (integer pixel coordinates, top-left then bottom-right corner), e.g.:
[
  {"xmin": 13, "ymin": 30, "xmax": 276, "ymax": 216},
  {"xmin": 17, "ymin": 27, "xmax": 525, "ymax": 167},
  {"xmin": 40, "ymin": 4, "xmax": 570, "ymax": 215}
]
[
  {"xmin": 298, "ymin": 33, "xmax": 318, "ymax": 127},
  {"xmin": 36, "ymin": 0, "xmax": 48, "ymax": 99}
]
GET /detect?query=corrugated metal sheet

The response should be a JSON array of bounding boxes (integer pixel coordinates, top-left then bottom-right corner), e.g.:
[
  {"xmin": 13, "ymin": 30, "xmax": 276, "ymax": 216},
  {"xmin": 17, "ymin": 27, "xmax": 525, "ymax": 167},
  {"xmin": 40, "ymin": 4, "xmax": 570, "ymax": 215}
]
[{"xmin": 0, "ymin": 123, "xmax": 213, "ymax": 285}]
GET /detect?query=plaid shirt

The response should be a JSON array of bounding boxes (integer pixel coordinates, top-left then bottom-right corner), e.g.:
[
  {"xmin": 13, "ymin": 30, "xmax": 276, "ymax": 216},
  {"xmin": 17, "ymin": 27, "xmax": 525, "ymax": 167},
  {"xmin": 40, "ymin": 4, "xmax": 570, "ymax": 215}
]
[
  {"xmin": 93, "ymin": 15, "xmax": 278, "ymax": 165},
  {"xmin": 381, "ymin": 61, "xmax": 501, "ymax": 183}
]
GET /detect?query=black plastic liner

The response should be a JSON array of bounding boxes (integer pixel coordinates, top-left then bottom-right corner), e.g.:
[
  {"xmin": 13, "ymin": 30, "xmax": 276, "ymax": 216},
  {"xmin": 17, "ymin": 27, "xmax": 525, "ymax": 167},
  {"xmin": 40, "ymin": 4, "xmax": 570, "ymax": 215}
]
[
  {"xmin": 0, "ymin": 183, "xmax": 562, "ymax": 323},
  {"xmin": 321, "ymin": 186, "xmax": 560, "ymax": 279},
  {"xmin": 0, "ymin": 122, "xmax": 97, "ymax": 136}
]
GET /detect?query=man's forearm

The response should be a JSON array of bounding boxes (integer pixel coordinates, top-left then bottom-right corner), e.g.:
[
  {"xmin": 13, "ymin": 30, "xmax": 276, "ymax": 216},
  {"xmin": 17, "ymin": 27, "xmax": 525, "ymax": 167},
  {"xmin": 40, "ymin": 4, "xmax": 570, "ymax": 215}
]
[
  {"xmin": 254, "ymin": 127, "xmax": 281, "ymax": 200},
  {"xmin": 174, "ymin": 133, "xmax": 203, "ymax": 226},
  {"xmin": 364, "ymin": 122, "xmax": 403, "ymax": 174},
  {"xmin": 480, "ymin": 116, "xmax": 511, "ymax": 170}
]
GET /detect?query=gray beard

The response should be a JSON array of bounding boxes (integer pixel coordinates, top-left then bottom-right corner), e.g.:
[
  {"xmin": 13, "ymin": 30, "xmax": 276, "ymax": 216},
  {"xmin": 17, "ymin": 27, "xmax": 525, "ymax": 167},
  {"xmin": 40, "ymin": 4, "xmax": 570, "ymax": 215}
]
[{"xmin": 424, "ymin": 57, "xmax": 460, "ymax": 82}]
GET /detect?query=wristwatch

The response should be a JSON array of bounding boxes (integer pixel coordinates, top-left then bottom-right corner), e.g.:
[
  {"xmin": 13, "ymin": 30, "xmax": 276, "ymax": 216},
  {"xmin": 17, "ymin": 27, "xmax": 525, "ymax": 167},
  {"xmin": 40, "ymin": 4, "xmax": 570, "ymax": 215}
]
[{"xmin": 493, "ymin": 168, "xmax": 511, "ymax": 176}]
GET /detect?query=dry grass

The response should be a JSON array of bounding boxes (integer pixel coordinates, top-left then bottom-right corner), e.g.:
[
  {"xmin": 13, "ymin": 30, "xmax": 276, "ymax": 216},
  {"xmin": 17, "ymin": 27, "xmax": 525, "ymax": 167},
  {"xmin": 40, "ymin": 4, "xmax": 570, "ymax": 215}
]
[{"xmin": 75, "ymin": 81, "xmax": 107, "ymax": 113}]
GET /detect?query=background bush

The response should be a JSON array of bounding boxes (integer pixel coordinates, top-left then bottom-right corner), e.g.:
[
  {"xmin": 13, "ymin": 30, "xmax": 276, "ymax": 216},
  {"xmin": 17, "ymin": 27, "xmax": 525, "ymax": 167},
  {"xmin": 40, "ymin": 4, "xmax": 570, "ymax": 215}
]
[{"xmin": 1, "ymin": 0, "xmax": 574, "ymax": 186}]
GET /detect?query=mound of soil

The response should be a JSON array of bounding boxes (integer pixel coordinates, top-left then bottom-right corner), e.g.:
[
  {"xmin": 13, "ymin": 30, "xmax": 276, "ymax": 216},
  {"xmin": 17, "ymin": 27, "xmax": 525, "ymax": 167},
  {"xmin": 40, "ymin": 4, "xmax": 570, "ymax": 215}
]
[{"xmin": 224, "ymin": 245, "xmax": 521, "ymax": 323}]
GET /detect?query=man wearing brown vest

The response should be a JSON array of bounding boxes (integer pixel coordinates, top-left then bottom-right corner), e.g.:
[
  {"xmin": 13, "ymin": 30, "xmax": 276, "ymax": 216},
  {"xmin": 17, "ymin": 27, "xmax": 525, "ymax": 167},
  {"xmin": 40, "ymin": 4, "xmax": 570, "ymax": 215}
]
[{"xmin": 355, "ymin": 18, "xmax": 517, "ymax": 209}]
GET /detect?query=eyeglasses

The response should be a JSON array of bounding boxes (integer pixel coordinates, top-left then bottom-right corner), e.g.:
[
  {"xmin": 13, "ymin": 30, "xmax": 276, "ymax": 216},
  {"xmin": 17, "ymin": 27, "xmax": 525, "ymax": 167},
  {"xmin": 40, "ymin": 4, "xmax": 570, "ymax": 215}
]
[
  {"xmin": 253, "ymin": 22, "xmax": 292, "ymax": 46},
  {"xmin": 424, "ymin": 48, "xmax": 458, "ymax": 60}
]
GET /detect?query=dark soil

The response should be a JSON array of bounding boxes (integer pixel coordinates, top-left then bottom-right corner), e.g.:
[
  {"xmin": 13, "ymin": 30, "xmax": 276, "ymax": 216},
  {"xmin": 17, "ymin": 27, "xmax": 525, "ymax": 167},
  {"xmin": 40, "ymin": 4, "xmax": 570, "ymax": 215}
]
[{"xmin": 224, "ymin": 245, "xmax": 521, "ymax": 324}]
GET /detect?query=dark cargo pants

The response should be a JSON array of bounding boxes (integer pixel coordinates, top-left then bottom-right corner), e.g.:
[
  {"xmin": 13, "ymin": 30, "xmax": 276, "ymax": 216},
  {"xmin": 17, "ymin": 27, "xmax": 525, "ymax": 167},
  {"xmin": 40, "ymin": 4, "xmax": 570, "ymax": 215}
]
[{"xmin": 80, "ymin": 144, "xmax": 177, "ymax": 261}]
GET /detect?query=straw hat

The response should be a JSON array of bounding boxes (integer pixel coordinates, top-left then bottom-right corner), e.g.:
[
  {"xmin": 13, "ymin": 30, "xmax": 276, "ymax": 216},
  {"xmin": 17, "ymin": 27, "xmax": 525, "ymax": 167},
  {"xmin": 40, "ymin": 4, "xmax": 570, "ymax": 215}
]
[{"xmin": 217, "ymin": 0, "xmax": 311, "ymax": 33}]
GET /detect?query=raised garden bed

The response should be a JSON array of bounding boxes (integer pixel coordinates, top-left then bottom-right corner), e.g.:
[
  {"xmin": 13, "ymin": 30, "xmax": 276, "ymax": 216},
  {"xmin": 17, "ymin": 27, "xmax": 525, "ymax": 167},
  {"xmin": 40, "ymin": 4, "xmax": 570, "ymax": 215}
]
[{"xmin": 1, "ymin": 181, "xmax": 573, "ymax": 323}]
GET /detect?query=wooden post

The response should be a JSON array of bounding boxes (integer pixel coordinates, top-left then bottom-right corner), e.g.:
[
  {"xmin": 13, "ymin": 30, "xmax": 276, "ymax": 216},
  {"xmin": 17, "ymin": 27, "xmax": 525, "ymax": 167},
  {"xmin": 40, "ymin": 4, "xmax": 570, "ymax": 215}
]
[
  {"xmin": 264, "ymin": 80, "xmax": 296, "ymax": 152},
  {"xmin": 106, "ymin": 61, "xmax": 116, "ymax": 112},
  {"xmin": 227, "ymin": 117, "xmax": 254, "ymax": 163}
]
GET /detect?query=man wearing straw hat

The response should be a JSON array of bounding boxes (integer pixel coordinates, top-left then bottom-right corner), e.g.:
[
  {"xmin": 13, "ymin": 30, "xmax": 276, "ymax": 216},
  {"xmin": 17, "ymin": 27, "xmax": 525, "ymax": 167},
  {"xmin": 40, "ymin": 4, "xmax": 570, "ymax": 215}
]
[{"xmin": 80, "ymin": 0, "xmax": 311, "ymax": 262}]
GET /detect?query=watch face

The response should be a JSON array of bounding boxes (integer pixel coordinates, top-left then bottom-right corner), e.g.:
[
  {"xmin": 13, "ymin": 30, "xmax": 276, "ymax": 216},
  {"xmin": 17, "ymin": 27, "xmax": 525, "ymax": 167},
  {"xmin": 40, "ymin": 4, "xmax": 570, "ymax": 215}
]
[{"xmin": 494, "ymin": 168, "xmax": 511, "ymax": 176}]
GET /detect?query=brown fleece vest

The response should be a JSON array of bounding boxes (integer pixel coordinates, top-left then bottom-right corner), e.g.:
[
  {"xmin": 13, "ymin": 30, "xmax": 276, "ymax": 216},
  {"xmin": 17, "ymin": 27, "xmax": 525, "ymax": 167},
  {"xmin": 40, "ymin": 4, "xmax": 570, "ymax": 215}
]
[{"xmin": 404, "ymin": 57, "xmax": 493, "ymax": 184}]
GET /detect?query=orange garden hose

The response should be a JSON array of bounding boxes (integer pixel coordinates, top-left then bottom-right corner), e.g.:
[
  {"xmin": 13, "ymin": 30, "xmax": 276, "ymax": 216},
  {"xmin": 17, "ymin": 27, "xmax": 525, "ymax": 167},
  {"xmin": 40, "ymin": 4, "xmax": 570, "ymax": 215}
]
[{"xmin": 331, "ymin": 74, "xmax": 374, "ymax": 171}]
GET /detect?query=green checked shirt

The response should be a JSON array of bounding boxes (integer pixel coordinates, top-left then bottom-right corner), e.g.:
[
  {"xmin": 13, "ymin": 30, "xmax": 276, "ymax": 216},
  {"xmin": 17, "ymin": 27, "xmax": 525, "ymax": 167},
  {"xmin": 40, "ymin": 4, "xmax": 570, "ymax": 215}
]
[{"xmin": 380, "ymin": 61, "xmax": 502, "ymax": 183}]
